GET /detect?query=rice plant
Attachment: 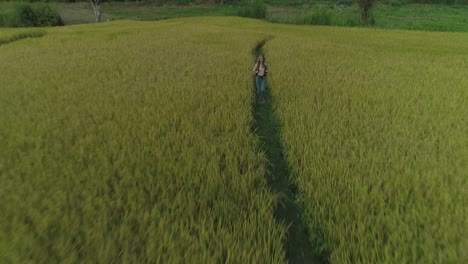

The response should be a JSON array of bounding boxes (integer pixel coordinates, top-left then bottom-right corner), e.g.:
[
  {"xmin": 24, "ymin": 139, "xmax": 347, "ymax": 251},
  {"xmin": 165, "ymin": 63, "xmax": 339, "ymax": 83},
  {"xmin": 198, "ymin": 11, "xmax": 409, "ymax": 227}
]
[
  {"xmin": 0, "ymin": 19, "xmax": 286, "ymax": 263},
  {"xmin": 266, "ymin": 27, "xmax": 468, "ymax": 263},
  {"xmin": 1, "ymin": 17, "xmax": 467, "ymax": 263}
]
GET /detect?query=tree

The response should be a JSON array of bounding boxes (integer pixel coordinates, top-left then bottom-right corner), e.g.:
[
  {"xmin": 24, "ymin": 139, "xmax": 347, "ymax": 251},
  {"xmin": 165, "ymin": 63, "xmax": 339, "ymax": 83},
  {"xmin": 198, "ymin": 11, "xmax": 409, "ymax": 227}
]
[
  {"xmin": 89, "ymin": 0, "xmax": 102, "ymax": 22},
  {"xmin": 358, "ymin": 0, "xmax": 375, "ymax": 25}
]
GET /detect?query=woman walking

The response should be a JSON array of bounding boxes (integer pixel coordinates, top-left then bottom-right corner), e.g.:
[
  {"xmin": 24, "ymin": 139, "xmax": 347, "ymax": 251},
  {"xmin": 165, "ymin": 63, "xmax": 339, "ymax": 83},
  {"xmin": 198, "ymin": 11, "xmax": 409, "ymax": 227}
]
[{"xmin": 252, "ymin": 54, "xmax": 268, "ymax": 103}]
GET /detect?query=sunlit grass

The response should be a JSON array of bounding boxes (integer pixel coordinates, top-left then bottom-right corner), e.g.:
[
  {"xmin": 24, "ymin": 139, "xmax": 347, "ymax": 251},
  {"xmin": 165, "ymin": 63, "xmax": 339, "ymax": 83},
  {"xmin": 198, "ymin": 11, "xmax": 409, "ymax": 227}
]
[
  {"xmin": 267, "ymin": 25, "xmax": 468, "ymax": 262},
  {"xmin": 0, "ymin": 19, "xmax": 286, "ymax": 263},
  {"xmin": 1, "ymin": 17, "xmax": 467, "ymax": 263}
]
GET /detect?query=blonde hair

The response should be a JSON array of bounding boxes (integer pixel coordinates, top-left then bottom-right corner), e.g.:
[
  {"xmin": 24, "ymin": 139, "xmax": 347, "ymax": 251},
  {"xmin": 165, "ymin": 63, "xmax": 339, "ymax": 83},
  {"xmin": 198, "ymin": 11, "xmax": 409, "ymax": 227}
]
[{"xmin": 256, "ymin": 54, "xmax": 267, "ymax": 70}]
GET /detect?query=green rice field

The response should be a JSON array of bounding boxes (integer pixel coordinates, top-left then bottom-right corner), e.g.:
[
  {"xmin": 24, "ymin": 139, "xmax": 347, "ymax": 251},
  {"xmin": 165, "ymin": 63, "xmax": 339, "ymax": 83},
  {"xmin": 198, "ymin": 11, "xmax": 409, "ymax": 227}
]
[{"xmin": 0, "ymin": 17, "xmax": 467, "ymax": 263}]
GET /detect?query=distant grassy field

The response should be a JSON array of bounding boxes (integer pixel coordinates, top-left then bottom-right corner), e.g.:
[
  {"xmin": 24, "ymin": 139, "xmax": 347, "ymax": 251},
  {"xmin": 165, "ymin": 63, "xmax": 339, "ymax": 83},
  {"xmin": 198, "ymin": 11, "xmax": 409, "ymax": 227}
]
[
  {"xmin": 270, "ymin": 3, "xmax": 468, "ymax": 32},
  {"xmin": 105, "ymin": 2, "xmax": 240, "ymax": 21},
  {"xmin": 103, "ymin": 3, "xmax": 468, "ymax": 32},
  {"xmin": 111, "ymin": 3, "xmax": 468, "ymax": 32},
  {"xmin": 2, "ymin": 1, "xmax": 468, "ymax": 32},
  {"xmin": 373, "ymin": 4, "xmax": 468, "ymax": 31},
  {"xmin": 1, "ymin": 17, "xmax": 467, "ymax": 262},
  {"xmin": 53, "ymin": 2, "xmax": 240, "ymax": 24}
]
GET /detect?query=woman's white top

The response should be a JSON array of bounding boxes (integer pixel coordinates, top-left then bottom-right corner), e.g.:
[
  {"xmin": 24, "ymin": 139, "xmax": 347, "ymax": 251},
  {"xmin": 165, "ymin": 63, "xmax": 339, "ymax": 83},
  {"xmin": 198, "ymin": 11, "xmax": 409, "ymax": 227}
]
[{"xmin": 253, "ymin": 63, "xmax": 267, "ymax": 77}]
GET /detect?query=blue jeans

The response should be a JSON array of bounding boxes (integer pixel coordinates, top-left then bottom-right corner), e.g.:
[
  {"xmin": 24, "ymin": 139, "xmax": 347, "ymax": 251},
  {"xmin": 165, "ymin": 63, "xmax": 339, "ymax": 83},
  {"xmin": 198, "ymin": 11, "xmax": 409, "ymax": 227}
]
[{"xmin": 255, "ymin": 76, "xmax": 266, "ymax": 98}]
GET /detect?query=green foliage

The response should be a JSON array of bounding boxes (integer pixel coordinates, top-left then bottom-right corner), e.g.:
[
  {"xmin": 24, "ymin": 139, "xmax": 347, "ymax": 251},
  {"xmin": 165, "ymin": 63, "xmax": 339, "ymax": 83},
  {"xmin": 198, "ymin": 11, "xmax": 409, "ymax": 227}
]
[
  {"xmin": 410, "ymin": 0, "xmax": 468, "ymax": 3},
  {"xmin": 105, "ymin": 4, "xmax": 240, "ymax": 21},
  {"xmin": 172, "ymin": 0, "xmax": 193, "ymax": 4},
  {"xmin": 372, "ymin": 4, "xmax": 468, "ymax": 32},
  {"xmin": 2, "ymin": 3, "xmax": 63, "ymax": 27},
  {"xmin": 292, "ymin": 9, "xmax": 335, "ymax": 25},
  {"xmin": 214, "ymin": 0, "xmax": 243, "ymax": 4},
  {"xmin": 385, "ymin": 0, "xmax": 404, "ymax": 6},
  {"xmin": 238, "ymin": 0, "xmax": 267, "ymax": 19},
  {"xmin": 11, "ymin": 4, "xmax": 37, "ymax": 27},
  {"xmin": 275, "ymin": 7, "xmax": 360, "ymax": 27},
  {"xmin": 357, "ymin": 0, "xmax": 375, "ymax": 25},
  {"xmin": 263, "ymin": 2, "xmax": 468, "ymax": 31},
  {"xmin": 35, "ymin": 4, "xmax": 64, "ymax": 26}
]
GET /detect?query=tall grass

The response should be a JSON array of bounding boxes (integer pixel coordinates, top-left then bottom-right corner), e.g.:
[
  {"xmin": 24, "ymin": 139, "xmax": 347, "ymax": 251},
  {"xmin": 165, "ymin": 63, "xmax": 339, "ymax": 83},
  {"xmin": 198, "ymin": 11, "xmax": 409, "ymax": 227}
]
[
  {"xmin": 1, "ymin": 17, "xmax": 467, "ymax": 263},
  {"xmin": 0, "ymin": 28, "xmax": 45, "ymax": 45},
  {"xmin": 289, "ymin": 9, "xmax": 335, "ymax": 25},
  {"xmin": 272, "ymin": 7, "xmax": 361, "ymax": 27},
  {"xmin": 0, "ymin": 19, "xmax": 286, "ymax": 262},
  {"xmin": 266, "ymin": 26, "xmax": 468, "ymax": 262},
  {"xmin": 238, "ymin": 0, "xmax": 267, "ymax": 19}
]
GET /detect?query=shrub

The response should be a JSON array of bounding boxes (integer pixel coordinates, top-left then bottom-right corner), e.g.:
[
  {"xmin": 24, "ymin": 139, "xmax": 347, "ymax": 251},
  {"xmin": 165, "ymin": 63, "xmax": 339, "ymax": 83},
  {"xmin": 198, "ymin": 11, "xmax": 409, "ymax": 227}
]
[
  {"xmin": 334, "ymin": 15, "xmax": 360, "ymax": 27},
  {"xmin": 11, "ymin": 4, "xmax": 37, "ymax": 27},
  {"xmin": 35, "ymin": 4, "xmax": 64, "ymax": 26},
  {"xmin": 238, "ymin": 0, "xmax": 267, "ymax": 19},
  {"xmin": 294, "ymin": 9, "xmax": 334, "ymax": 25},
  {"xmin": 357, "ymin": 0, "xmax": 375, "ymax": 25},
  {"xmin": 3, "ymin": 3, "xmax": 63, "ymax": 27}
]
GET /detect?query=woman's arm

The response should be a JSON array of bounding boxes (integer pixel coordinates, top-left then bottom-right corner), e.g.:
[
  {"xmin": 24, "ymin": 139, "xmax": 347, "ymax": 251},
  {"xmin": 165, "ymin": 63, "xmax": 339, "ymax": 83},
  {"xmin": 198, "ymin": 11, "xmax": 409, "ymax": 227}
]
[{"xmin": 252, "ymin": 63, "xmax": 258, "ymax": 73}]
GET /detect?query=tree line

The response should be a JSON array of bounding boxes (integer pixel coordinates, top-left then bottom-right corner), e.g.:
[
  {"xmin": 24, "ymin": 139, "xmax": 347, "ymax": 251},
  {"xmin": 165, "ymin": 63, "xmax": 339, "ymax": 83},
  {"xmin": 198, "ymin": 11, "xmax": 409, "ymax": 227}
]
[{"xmin": 24, "ymin": 0, "xmax": 468, "ymax": 3}]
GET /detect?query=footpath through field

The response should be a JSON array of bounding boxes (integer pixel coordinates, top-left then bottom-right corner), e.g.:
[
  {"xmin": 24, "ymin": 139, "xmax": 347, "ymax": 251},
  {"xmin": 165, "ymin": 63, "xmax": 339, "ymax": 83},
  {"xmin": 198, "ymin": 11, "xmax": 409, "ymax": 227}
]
[{"xmin": 251, "ymin": 39, "xmax": 325, "ymax": 264}]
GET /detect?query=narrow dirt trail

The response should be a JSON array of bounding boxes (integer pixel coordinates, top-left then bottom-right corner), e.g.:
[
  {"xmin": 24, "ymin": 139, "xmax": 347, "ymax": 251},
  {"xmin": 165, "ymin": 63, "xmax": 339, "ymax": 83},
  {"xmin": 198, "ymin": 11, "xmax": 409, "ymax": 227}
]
[{"xmin": 251, "ymin": 40, "xmax": 325, "ymax": 264}]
